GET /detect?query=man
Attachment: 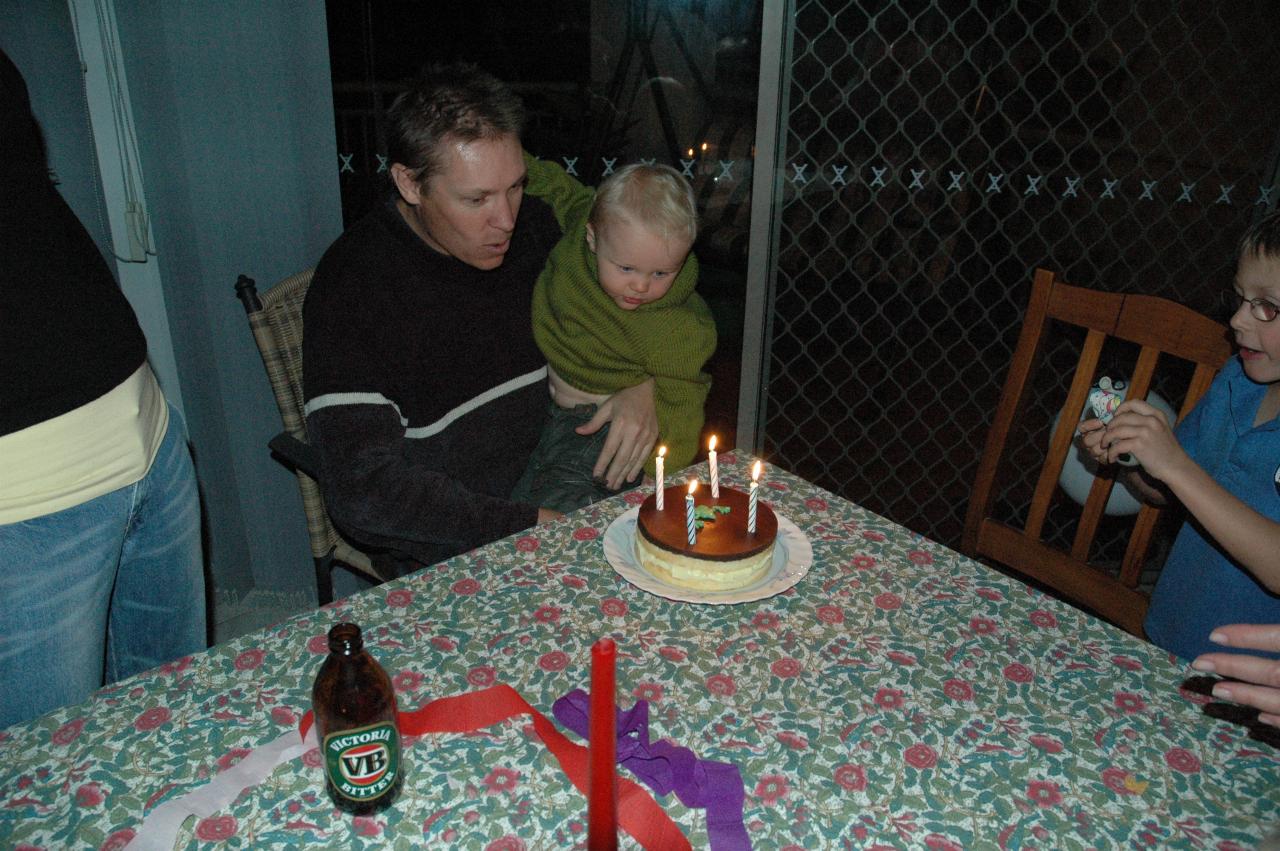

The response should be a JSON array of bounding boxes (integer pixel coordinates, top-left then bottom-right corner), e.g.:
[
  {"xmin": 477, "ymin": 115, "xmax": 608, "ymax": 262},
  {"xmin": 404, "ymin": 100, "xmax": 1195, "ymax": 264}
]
[{"xmin": 303, "ymin": 63, "xmax": 657, "ymax": 573}]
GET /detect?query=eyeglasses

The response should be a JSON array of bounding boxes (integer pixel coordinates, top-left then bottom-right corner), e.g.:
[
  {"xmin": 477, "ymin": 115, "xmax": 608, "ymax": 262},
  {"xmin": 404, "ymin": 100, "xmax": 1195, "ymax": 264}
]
[{"xmin": 1221, "ymin": 290, "xmax": 1280, "ymax": 322}]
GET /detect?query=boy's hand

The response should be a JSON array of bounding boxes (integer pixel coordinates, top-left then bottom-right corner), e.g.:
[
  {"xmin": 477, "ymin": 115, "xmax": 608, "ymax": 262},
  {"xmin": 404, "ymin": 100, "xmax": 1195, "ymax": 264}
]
[
  {"xmin": 1085, "ymin": 399, "xmax": 1187, "ymax": 481},
  {"xmin": 1077, "ymin": 414, "xmax": 1171, "ymax": 506},
  {"xmin": 1077, "ymin": 417, "xmax": 1109, "ymax": 463},
  {"xmin": 578, "ymin": 378, "xmax": 658, "ymax": 489}
]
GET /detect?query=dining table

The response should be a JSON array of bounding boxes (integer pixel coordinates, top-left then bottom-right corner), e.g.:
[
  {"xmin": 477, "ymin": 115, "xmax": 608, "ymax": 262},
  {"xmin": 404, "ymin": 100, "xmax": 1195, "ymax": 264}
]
[{"xmin": 1, "ymin": 454, "xmax": 1277, "ymax": 849}]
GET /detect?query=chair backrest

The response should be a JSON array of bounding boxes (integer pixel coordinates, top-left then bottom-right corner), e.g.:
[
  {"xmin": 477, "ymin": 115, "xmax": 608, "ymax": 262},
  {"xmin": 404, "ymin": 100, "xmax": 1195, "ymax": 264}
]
[
  {"xmin": 962, "ymin": 268, "xmax": 1232, "ymax": 636},
  {"xmin": 235, "ymin": 269, "xmax": 379, "ymax": 582}
]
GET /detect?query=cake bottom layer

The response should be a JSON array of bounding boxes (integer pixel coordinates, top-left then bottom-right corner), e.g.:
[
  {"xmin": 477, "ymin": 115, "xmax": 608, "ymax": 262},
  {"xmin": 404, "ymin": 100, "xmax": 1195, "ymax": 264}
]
[{"xmin": 635, "ymin": 532, "xmax": 775, "ymax": 591}]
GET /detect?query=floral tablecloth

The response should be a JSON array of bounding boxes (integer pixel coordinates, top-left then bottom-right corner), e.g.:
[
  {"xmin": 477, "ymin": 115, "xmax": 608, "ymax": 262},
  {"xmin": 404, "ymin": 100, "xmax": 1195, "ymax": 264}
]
[{"xmin": 1, "ymin": 457, "xmax": 1277, "ymax": 849}]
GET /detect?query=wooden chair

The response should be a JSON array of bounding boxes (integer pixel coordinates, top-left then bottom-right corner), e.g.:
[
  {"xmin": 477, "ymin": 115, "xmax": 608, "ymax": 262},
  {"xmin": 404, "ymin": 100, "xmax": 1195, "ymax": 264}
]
[
  {"xmin": 962, "ymin": 268, "xmax": 1232, "ymax": 636},
  {"xmin": 235, "ymin": 270, "xmax": 387, "ymax": 605}
]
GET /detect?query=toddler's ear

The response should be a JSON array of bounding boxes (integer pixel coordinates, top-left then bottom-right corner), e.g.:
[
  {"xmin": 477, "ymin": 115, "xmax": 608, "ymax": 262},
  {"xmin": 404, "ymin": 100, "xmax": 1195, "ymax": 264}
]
[{"xmin": 585, "ymin": 222, "xmax": 597, "ymax": 254}]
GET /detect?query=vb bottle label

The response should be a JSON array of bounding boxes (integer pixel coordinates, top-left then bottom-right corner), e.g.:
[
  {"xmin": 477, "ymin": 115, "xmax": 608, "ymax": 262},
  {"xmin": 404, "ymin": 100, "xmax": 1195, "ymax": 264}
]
[{"xmin": 323, "ymin": 721, "xmax": 400, "ymax": 801}]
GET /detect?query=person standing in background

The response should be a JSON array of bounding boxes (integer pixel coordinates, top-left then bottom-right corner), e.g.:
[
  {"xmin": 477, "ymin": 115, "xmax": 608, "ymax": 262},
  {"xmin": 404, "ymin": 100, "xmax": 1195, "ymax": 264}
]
[{"xmin": 0, "ymin": 49, "xmax": 207, "ymax": 728}]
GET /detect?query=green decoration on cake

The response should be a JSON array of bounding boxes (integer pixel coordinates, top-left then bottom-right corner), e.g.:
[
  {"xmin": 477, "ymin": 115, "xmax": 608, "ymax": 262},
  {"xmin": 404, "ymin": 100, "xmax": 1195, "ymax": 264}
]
[{"xmin": 693, "ymin": 504, "xmax": 732, "ymax": 530}]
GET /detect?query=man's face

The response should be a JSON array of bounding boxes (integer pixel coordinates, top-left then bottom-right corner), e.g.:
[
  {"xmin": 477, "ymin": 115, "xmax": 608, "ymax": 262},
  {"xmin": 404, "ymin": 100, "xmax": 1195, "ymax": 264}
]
[{"xmin": 392, "ymin": 133, "xmax": 526, "ymax": 270}]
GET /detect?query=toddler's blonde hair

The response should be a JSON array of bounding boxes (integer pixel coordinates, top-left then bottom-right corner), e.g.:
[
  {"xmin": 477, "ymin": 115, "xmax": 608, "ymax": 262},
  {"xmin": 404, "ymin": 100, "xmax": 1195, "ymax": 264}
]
[{"xmin": 589, "ymin": 164, "xmax": 698, "ymax": 244}]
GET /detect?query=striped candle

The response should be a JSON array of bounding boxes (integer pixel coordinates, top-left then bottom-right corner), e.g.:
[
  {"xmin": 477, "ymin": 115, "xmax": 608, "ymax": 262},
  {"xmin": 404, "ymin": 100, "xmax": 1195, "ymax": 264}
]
[
  {"xmin": 748, "ymin": 460, "xmax": 761, "ymax": 534},
  {"xmin": 685, "ymin": 480, "xmax": 698, "ymax": 546},
  {"xmin": 708, "ymin": 435, "xmax": 719, "ymax": 498},
  {"xmin": 655, "ymin": 446, "xmax": 666, "ymax": 510}
]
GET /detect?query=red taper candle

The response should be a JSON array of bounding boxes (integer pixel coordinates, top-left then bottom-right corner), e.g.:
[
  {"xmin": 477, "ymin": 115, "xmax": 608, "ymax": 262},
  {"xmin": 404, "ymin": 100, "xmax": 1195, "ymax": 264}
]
[{"xmin": 587, "ymin": 637, "xmax": 618, "ymax": 850}]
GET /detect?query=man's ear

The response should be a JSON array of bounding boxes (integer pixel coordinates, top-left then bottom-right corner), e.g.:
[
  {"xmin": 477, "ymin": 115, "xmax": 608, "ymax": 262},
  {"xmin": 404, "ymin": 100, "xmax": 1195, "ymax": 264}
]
[
  {"xmin": 391, "ymin": 163, "xmax": 423, "ymax": 206},
  {"xmin": 585, "ymin": 222, "xmax": 597, "ymax": 254}
]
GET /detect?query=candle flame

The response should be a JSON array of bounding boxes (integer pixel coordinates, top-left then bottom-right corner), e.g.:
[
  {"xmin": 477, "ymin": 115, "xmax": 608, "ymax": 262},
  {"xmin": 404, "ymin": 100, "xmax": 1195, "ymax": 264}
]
[
  {"xmin": 688, "ymin": 479, "xmax": 698, "ymax": 495},
  {"xmin": 658, "ymin": 445, "xmax": 667, "ymax": 458},
  {"xmin": 687, "ymin": 147, "xmax": 694, "ymax": 158},
  {"xmin": 701, "ymin": 141, "xmax": 709, "ymax": 152},
  {"xmin": 708, "ymin": 435, "xmax": 717, "ymax": 452},
  {"xmin": 752, "ymin": 460, "xmax": 762, "ymax": 481}
]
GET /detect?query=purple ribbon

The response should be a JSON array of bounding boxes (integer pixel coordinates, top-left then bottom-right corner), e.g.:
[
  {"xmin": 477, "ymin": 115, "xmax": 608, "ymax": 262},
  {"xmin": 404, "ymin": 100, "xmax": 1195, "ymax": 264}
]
[{"xmin": 553, "ymin": 689, "xmax": 750, "ymax": 851}]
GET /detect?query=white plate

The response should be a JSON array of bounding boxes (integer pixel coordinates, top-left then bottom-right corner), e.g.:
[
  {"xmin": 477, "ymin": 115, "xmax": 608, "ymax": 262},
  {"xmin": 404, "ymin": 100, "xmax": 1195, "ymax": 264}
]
[{"xmin": 602, "ymin": 506, "xmax": 813, "ymax": 604}]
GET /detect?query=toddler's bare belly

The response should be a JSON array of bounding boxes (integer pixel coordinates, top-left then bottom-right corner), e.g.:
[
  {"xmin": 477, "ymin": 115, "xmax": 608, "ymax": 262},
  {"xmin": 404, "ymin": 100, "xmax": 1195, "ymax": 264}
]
[{"xmin": 547, "ymin": 365, "xmax": 611, "ymax": 409}]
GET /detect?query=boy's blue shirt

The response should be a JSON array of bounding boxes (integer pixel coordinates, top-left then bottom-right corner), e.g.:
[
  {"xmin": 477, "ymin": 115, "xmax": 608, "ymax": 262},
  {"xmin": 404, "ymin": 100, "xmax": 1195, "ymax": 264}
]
[{"xmin": 1144, "ymin": 355, "xmax": 1280, "ymax": 660}]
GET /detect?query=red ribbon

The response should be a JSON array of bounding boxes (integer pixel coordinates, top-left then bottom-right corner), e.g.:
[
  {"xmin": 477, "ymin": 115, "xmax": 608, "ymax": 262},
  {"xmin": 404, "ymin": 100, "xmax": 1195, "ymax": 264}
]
[{"xmin": 301, "ymin": 684, "xmax": 691, "ymax": 850}]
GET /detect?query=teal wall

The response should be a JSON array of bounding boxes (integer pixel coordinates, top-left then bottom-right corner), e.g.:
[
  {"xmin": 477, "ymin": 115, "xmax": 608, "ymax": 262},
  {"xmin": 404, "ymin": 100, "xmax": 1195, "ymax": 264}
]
[{"xmin": 2, "ymin": 3, "xmax": 343, "ymax": 602}]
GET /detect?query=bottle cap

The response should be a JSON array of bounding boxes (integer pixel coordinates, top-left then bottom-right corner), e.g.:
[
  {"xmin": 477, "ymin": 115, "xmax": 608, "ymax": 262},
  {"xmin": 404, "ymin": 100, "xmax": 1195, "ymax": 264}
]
[{"xmin": 328, "ymin": 622, "xmax": 364, "ymax": 654}]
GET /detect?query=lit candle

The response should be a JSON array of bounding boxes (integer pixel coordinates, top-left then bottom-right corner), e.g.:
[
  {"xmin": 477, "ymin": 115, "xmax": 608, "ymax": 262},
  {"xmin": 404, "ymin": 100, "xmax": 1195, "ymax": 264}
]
[
  {"xmin": 588, "ymin": 637, "xmax": 617, "ymax": 850},
  {"xmin": 655, "ymin": 446, "xmax": 666, "ymax": 511},
  {"xmin": 685, "ymin": 480, "xmax": 698, "ymax": 547},
  {"xmin": 749, "ymin": 460, "xmax": 761, "ymax": 534},
  {"xmin": 708, "ymin": 435, "xmax": 719, "ymax": 498}
]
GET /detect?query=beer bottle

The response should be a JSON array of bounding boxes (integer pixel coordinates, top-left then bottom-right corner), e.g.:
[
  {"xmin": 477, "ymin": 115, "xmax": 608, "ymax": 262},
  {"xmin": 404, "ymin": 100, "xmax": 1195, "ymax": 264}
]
[{"xmin": 311, "ymin": 622, "xmax": 403, "ymax": 814}]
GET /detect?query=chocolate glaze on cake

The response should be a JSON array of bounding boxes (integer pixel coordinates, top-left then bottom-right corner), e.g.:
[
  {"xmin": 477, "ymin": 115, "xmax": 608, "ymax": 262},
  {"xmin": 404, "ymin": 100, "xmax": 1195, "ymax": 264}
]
[{"xmin": 637, "ymin": 485, "xmax": 777, "ymax": 560}]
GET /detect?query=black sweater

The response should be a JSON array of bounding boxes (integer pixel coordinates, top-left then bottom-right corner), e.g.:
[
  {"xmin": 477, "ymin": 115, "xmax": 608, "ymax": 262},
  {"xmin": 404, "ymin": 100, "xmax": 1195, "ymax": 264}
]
[
  {"xmin": 302, "ymin": 194, "xmax": 561, "ymax": 567},
  {"xmin": 0, "ymin": 50, "xmax": 146, "ymax": 437}
]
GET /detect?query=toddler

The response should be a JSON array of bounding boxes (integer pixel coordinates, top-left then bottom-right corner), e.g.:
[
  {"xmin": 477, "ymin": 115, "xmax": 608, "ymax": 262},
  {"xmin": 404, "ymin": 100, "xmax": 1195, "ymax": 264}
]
[{"xmin": 513, "ymin": 163, "xmax": 716, "ymax": 512}]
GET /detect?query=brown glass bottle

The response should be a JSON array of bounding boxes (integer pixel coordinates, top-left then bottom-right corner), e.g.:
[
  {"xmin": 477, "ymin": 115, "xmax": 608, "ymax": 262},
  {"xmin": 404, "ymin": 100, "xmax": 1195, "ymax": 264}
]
[{"xmin": 311, "ymin": 622, "xmax": 403, "ymax": 814}]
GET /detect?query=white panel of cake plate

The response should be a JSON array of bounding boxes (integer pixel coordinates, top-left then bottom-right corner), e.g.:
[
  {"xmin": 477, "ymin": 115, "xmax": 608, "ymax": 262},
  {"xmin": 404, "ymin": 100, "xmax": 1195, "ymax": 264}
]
[{"xmin": 603, "ymin": 507, "xmax": 813, "ymax": 604}]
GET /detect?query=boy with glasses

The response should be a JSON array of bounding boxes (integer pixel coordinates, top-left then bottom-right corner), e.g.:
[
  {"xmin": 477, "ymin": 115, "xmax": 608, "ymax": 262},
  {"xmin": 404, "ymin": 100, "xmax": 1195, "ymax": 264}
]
[{"xmin": 1080, "ymin": 210, "xmax": 1280, "ymax": 660}]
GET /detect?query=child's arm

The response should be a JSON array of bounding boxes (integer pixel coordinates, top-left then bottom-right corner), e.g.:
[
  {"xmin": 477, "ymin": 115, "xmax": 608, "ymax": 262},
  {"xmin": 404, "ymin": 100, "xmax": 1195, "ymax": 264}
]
[
  {"xmin": 1087, "ymin": 398, "xmax": 1280, "ymax": 591},
  {"xmin": 522, "ymin": 152, "xmax": 595, "ymax": 229}
]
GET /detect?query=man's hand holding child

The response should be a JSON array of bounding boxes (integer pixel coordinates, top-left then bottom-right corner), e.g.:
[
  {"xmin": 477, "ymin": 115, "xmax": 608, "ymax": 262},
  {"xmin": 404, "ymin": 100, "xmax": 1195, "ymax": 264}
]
[{"xmin": 578, "ymin": 377, "xmax": 659, "ymax": 489}]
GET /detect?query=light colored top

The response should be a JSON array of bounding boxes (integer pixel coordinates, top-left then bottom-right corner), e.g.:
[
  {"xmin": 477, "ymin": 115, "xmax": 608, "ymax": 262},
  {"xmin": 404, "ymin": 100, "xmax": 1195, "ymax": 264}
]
[{"xmin": 0, "ymin": 363, "xmax": 167, "ymax": 524}]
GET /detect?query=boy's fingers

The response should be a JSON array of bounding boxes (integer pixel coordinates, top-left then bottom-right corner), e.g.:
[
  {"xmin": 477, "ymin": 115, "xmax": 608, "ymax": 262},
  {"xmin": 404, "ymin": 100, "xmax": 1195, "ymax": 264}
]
[{"xmin": 1115, "ymin": 399, "xmax": 1155, "ymax": 415}]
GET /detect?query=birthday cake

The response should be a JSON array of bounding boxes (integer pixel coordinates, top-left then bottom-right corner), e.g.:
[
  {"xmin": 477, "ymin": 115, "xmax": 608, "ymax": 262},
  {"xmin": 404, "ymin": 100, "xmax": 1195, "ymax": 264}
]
[{"xmin": 635, "ymin": 485, "xmax": 778, "ymax": 591}]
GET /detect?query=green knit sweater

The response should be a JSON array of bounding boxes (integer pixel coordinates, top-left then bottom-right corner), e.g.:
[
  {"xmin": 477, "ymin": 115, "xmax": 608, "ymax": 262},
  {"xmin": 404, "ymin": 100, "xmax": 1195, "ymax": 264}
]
[{"xmin": 526, "ymin": 156, "xmax": 716, "ymax": 475}]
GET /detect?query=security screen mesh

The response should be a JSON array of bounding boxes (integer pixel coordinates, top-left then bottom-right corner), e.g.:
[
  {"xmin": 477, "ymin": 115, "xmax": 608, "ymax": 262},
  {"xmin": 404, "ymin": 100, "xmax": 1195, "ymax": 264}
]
[{"xmin": 763, "ymin": 0, "xmax": 1280, "ymax": 561}]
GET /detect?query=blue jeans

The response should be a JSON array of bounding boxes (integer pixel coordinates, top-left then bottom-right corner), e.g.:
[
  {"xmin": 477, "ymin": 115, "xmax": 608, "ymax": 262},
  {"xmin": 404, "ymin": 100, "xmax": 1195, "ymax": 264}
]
[
  {"xmin": 0, "ymin": 404, "xmax": 206, "ymax": 728},
  {"xmin": 509, "ymin": 402, "xmax": 624, "ymax": 514}
]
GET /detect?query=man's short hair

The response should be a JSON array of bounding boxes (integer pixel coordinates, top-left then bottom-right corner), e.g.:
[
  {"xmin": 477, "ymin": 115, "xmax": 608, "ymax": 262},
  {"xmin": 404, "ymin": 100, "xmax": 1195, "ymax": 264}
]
[
  {"xmin": 589, "ymin": 163, "xmax": 699, "ymax": 244},
  {"xmin": 1238, "ymin": 209, "xmax": 1280, "ymax": 262},
  {"xmin": 386, "ymin": 62, "xmax": 525, "ymax": 187}
]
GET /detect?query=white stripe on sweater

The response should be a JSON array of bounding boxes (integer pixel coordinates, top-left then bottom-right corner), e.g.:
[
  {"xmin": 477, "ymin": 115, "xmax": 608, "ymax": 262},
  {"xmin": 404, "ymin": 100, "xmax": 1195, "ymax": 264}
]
[{"xmin": 304, "ymin": 366, "xmax": 548, "ymax": 439}]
